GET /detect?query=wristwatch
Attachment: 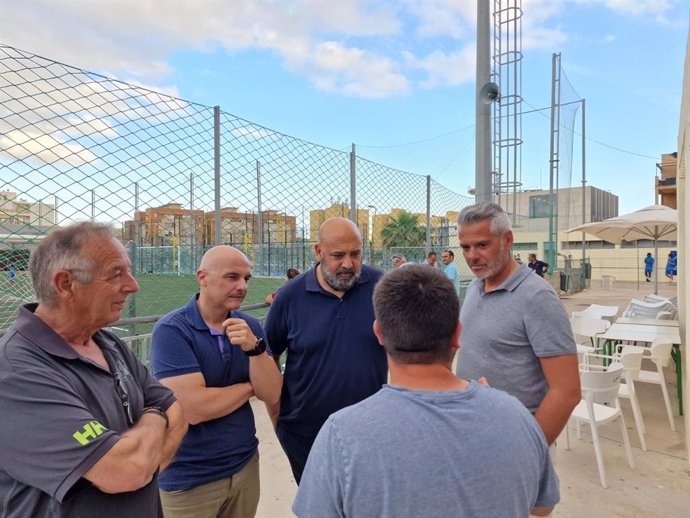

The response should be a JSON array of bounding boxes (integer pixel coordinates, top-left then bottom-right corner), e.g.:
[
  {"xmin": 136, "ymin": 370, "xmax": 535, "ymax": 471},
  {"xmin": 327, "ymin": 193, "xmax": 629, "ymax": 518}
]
[{"xmin": 244, "ymin": 337, "xmax": 267, "ymax": 356}]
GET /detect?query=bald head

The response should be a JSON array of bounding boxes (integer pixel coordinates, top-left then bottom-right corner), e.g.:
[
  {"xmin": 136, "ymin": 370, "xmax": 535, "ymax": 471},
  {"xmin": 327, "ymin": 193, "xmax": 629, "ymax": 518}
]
[
  {"xmin": 317, "ymin": 217, "xmax": 362, "ymax": 246},
  {"xmin": 199, "ymin": 245, "xmax": 249, "ymax": 273},
  {"xmin": 197, "ymin": 246, "xmax": 252, "ymax": 312}
]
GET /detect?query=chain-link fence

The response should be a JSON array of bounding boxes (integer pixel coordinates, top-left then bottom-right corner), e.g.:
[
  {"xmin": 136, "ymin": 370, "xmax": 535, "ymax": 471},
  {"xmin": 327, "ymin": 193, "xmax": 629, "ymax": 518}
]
[{"xmin": 1, "ymin": 44, "xmax": 475, "ymax": 334}]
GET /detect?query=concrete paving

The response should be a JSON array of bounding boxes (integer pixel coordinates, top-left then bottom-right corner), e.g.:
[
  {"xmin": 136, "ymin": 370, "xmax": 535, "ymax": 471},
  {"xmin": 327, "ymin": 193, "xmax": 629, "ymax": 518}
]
[{"xmin": 252, "ymin": 279, "xmax": 689, "ymax": 517}]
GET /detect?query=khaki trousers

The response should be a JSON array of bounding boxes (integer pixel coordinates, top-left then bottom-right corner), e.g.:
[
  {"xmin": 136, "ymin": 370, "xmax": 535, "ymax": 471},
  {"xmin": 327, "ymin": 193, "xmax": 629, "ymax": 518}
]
[{"xmin": 160, "ymin": 452, "xmax": 260, "ymax": 518}]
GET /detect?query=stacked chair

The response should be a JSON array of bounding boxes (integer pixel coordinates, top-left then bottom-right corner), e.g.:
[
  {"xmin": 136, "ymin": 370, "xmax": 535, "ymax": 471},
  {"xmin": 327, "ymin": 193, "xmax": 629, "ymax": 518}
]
[{"xmin": 623, "ymin": 296, "xmax": 677, "ymax": 320}]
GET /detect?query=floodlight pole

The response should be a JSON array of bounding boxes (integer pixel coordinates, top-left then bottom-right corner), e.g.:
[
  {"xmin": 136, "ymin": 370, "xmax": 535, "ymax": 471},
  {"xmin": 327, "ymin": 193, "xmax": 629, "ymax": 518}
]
[{"xmin": 475, "ymin": 0, "xmax": 492, "ymax": 203}]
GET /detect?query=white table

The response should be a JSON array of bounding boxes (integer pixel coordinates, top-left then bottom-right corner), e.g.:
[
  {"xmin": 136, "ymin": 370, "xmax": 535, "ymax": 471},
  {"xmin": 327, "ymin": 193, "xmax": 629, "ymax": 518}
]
[
  {"xmin": 600, "ymin": 322, "xmax": 683, "ymax": 415},
  {"xmin": 600, "ymin": 323, "xmax": 680, "ymax": 344},
  {"xmin": 615, "ymin": 317, "xmax": 679, "ymax": 328}
]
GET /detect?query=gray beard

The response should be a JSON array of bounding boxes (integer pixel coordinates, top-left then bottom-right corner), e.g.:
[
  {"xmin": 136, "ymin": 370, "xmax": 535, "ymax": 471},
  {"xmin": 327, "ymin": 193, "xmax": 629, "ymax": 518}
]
[{"xmin": 320, "ymin": 262, "xmax": 359, "ymax": 292}]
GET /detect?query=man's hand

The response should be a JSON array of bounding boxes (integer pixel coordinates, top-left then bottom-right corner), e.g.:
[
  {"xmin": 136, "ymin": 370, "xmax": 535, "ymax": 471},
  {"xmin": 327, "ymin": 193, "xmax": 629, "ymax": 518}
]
[{"xmin": 223, "ymin": 318, "xmax": 257, "ymax": 352}]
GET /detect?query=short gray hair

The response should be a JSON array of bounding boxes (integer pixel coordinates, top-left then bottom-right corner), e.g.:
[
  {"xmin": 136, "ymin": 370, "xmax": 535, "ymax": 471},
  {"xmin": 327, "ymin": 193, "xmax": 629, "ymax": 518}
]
[
  {"xmin": 30, "ymin": 222, "xmax": 114, "ymax": 305},
  {"xmin": 457, "ymin": 202, "xmax": 511, "ymax": 235}
]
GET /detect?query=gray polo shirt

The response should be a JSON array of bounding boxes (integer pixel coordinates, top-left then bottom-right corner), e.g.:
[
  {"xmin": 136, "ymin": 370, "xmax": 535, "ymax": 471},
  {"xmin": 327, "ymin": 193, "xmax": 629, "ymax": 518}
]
[
  {"xmin": 0, "ymin": 304, "xmax": 175, "ymax": 518},
  {"xmin": 456, "ymin": 265, "xmax": 576, "ymax": 412}
]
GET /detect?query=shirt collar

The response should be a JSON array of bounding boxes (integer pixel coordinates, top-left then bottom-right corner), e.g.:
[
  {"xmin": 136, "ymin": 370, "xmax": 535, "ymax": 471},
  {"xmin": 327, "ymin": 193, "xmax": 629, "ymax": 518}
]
[
  {"xmin": 15, "ymin": 303, "xmax": 120, "ymax": 360},
  {"xmin": 183, "ymin": 293, "xmax": 235, "ymax": 333},
  {"xmin": 481, "ymin": 263, "xmax": 532, "ymax": 294}
]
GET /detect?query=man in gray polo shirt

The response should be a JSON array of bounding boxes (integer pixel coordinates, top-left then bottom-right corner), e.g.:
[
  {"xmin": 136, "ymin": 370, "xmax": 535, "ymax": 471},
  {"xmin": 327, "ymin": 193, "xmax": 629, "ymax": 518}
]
[
  {"xmin": 455, "ymin": 202, "xmax": 580, "ymax": 444},
  {"xmin": 0, "ymin": 222, "xmax": 187, "ymax": 517}
]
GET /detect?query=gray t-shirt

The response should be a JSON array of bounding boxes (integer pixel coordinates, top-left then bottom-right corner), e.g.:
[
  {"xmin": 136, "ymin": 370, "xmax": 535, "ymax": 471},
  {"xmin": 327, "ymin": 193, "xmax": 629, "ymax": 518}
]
[
  {"xmin": 293, "ymin": 383, "xmax": 559, "ymax": 518},
  {"xmin": 456, "ymin": 265, "xmax": 576, "ymax": 412}
]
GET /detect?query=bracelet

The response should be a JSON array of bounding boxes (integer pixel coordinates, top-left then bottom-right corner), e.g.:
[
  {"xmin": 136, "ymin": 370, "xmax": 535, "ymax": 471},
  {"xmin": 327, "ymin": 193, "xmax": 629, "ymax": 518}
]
[{"xmin": 142, "ymin": 406, "xmax": 169, "ymax": 428}]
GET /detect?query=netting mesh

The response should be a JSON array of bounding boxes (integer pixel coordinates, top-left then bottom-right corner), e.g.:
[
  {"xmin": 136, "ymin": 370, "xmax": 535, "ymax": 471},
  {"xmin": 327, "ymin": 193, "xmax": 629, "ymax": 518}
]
[{"xmin": 0, "ymin": 44, "xmax": 474, "ymax": 332}]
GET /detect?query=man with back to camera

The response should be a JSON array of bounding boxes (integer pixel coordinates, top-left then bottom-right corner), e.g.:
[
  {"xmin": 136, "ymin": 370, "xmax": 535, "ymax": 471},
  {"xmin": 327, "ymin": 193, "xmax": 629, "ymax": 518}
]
[
  {"xmin": 0, "ymin": 221, "xmax": 186, "ymax": 517},
  {"xmin": 150, "ymin": 245, "xmax": 282, "ymax": 518},
  {"xmin": 293, "ymin": 266, "xmax": 559, "ymax": 518},
  {"xmin": 455, "ymin": 202, "xmax": 580, "ymax": 444},
  {"xmin": 441, "ymin": 249, "xmax": 460, "ymax": 296},
  {"xmin": 264, "ymin": 217, "xmax": 387, "ymax": 484}
]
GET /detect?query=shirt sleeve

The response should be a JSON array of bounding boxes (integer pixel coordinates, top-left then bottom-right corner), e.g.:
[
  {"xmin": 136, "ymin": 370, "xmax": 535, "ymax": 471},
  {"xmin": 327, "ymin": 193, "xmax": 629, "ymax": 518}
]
[
  {"xmin": 524, "ymin": 288, "xmax": 577, "ymax": 358},
  {"xmin": 0, "ymin": 367, "xmax": 120, "ymax": 502},
  {"xmin": 263, "ymin": 295, "xmax": 288, "ymax": 358},
  {"xmin": 534, "ymin": 444, "xmax": 560, "ymax": 508},
  {"xmin": 292, "ymin": 416, "xmax": 345, "ymax": 518},
  {"xmin": 150, "ymin": 321, "xmax": 202, "ymax": 379}
]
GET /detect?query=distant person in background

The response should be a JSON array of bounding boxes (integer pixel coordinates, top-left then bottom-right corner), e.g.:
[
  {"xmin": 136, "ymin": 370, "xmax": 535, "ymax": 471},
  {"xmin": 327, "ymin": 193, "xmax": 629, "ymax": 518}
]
[
  {"xmin": 391, "ymin": 254, "xmax": 414, "ymax": 269},
  {"xmin": 441, "ymin": 250, "xmax": 460, "ymax": 296},
  {"xmin": 8, "ymin": 264, "xmax": 15, "ymax": 284},
  {"xmin": 643, "ymin": 252, "xmax": 654, "ymax": 282},
  {"xmin": 665, "ymin": 251, "xmax": 678, "ymax": 282},
  {"xmin": 527, "ymin": 253, "xmax": 549, "ymax": 278},
  {"xmin": 424, "ymin": 251, "xmax": 438, "ymax": 268},
  {"xmin": 265, "ymin": 268, "xmax": 301, "ymax": 305},
  {"xmin": 514, "ymin": 254, "xmax": 523, "ymax": 264}
]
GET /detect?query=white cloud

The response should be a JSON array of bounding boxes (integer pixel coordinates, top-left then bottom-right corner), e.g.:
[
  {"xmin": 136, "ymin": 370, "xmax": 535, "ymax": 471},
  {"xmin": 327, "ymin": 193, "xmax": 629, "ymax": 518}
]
[
  {"xmin": 0, "ymin": 128, "xmax": 97, "ymax": 166},
  {"xmin": 0, "ymin": 0, "xmax": 679, "ymax": 99},
  {"xmin": 404, "ymin": 45, "xmax": 476, "ymax": 88},
  {"xmin": 573, "ymin": 0, "xmax": 674, "ymax": 17},
  {"xmin": 403, "ymin": 0, "xmax": 475, "ymax": 39}
]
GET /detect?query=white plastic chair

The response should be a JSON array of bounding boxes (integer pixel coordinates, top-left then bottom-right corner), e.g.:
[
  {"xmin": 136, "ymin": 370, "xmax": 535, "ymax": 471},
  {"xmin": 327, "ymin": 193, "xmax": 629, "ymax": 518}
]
[
  {"xmin": 601, "ymin": 275, "xmax": 615, "ymax": 289},
  {"xmin": 636, "ymin": 339, "xmax": 676, "ymax": 432},
  {"xmin": 655, "ymin": 310, "xmax": 676, "ymax": 320},
  {"xmin": 584, "ymin": 346, "xmax": 647, "ymax": 451},
  {"xmin": 623, "ymin": 298, "xmax": 676, "ymax": 319},
  {"xmin": 643, "ymin": 294, "xmax": 678, "ymax": 307},
  {"xmin": 572, "ymin": 304, "xmax": 619, "ymax": 323},
  {"xmin": 570, "ymin": 317, "xmax": 610, "ymax": 358},
  {"xmin": 566, "ymin": 364, "xmax": 635, "ymax": 488}
]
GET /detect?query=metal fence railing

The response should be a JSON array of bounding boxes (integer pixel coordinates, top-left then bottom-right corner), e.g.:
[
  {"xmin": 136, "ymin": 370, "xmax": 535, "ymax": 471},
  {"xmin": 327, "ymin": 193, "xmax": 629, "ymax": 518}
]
[{"xmin": 0, "ymin": 44, "xmax": 475, "ymax": 332}]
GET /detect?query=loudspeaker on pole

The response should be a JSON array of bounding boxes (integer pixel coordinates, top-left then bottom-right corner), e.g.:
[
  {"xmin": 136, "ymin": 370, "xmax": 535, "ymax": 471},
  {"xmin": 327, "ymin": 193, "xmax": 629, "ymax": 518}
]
[{"xmin": 479, "ymin": 82, "xmax": 500, "ymax": 105}]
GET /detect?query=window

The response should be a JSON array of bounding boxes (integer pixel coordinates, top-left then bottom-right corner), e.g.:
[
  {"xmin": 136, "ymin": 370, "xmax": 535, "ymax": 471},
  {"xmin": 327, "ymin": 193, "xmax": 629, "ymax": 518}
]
[{"xmin": 529, "ymin": 195, "xmax": 556, "ymax": 218}]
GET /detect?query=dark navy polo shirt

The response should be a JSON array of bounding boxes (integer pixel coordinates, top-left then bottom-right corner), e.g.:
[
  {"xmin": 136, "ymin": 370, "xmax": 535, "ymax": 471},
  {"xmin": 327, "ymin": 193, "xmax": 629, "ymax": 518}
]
[
  {"xmin": 0, "ymin": 304, "xmax": 175, "ymax": 518},
  {"xmin": 150, "ymin": 294, "xmax": 267, "ymax": 491},
  {"xmin": 264, "ymin": 264, "xmax": 388, "ymax": 439}
]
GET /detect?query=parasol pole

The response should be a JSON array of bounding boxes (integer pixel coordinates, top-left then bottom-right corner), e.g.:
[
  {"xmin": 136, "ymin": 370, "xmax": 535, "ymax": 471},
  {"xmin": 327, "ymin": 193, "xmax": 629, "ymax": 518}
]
[{"xmin": 654, "ymin": 225, "xmax": 659, "ymax": 295}]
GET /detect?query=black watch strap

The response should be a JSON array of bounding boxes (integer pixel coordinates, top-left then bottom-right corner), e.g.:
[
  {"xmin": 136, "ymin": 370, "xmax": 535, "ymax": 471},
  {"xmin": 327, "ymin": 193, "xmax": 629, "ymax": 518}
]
[{"xmin": 245, "ymin": 337, "xmax": 267, "ymax": 356}]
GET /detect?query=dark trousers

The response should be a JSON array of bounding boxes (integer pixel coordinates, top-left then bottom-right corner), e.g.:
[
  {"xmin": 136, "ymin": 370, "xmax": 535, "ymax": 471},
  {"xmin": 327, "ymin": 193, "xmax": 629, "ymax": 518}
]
[{"xmin": 276, "ymin": 424, "xmax": 317, "ymax": 485}]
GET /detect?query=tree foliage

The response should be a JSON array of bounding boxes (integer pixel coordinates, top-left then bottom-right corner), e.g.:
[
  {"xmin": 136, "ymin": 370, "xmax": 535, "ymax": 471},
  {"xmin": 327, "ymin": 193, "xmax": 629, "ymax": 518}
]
[{"xmin": 380, "ymin": 212, "xmax": 426, "ymax": 248}]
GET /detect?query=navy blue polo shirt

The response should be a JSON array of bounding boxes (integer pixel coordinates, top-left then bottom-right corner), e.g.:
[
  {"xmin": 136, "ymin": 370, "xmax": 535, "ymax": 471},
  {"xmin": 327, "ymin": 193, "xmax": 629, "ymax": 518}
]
[
  {"xmin": 264, "ymin": 264, "xmax": 387, "ymax": 439},
  {"xmin": 0, "ymin": 304, "xmax": 175, "ymax": 518},
  {"xmin": 150, "ymin": 295, "xmax": 267, "ymax": 491}
]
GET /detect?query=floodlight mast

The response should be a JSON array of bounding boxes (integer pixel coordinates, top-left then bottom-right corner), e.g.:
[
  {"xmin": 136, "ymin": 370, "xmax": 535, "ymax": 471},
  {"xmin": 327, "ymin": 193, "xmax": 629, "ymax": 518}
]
[{"xmin": 475, "ymin": 0, "xmax": 493, "ymax": 203}]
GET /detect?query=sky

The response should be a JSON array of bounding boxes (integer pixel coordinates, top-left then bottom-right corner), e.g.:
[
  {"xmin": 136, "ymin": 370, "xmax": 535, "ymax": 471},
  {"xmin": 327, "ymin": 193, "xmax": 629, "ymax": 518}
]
[{"xmin": 1, "ymin": 0, "xmax": 688, "ymax": 215}]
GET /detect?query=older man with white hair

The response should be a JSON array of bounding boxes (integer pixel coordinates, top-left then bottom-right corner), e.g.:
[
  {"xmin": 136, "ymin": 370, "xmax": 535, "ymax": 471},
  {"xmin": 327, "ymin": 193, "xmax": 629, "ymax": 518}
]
[{"xmin": 0, "ymin": 221, "xmax": 186, "ymax": 517}]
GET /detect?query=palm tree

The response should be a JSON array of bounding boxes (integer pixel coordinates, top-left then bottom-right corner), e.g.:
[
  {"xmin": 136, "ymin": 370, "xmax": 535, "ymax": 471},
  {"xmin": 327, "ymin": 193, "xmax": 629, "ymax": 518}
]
[{"xmin": 380, "ymin": 212, "xmax": 426, "ymax": 248}]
